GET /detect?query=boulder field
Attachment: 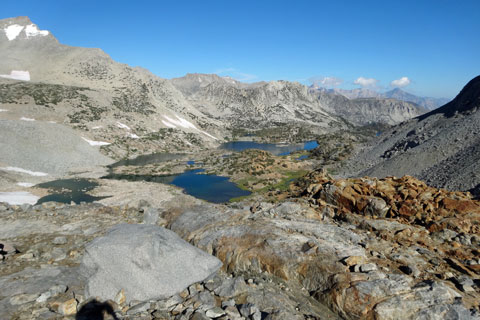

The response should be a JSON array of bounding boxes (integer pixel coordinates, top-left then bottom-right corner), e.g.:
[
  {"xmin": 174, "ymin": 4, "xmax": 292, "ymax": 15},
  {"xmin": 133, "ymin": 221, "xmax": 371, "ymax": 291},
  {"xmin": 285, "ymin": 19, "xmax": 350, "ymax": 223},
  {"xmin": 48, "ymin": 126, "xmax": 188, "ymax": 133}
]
[{"xmin": 0, "ymin": 171, "xmax": 479, "ymax": 319}]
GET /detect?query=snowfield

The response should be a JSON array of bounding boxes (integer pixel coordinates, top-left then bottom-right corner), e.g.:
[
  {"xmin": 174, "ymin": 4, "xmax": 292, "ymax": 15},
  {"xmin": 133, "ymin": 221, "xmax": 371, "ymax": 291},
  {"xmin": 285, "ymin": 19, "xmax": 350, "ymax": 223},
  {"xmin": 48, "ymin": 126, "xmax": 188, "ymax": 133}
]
[
  {"xmin": 17, "ymin": 182, "xmax": 35, "ymax": 187},
  {"xmin": 0, "ymin": 70, "xmax": 31, "ymax": 81},
  {"xmin": 0, "ymin": 191, "xmax": 39, "ymax": 205},
  {"xmin": 4, "ymin": 24, "xmax": 24, "ymax": 40},
  {"xmin": 116, "ymin": 122, "xmax": 131, "ymax": 130},
  {"xmin": 127, "ymin": 133, "xmax": 140, "ymax": 139},
  {"xmin": 25, "ymin": 24, "xmax": 49, "ymax": 38},
  {"xmin": 162, "ymin": 114, "xmax": 218, "ymax": 140},
  {"xmin": 3, "ymin": 23, "xmax": 49, "ymax": 41}
]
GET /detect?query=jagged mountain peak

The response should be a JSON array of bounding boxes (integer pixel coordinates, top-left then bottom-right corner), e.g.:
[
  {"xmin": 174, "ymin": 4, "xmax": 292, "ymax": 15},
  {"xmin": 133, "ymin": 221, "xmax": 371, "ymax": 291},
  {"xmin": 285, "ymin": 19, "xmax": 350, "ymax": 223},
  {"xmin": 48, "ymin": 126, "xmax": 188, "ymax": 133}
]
[
  {"xmin": 171, "ymin": 73, "xmax": 251, "ymax": 96},
  {"xmin": 180, "ymin": 73, "xmax": 242, "ymax": 85},
  {"xmin": 419, "ymin": 75, "xmax": 480, "ymax": 119},
  {"xmin": 332, "ymin": 87, "xmax": 381, "ymax": 99}
]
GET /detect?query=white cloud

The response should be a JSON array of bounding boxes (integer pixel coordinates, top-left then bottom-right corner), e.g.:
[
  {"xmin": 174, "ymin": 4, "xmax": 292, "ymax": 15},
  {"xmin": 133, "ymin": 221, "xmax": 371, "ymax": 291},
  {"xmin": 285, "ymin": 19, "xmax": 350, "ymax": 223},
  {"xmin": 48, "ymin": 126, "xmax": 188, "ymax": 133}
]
[
  {"xmin": 215, "ymin": 68, "xmax": 258, "ymax": 82},
  {"xmin": 354, "ymin": 77, "xmax": 378, "ymax": 88},
  {"xmin": 310, "ymin": 76, "xmax": 343, "ymax": 88},
  {"xmin": 391, "ymin": 76, "xmax": 411, "ymax": 88}
]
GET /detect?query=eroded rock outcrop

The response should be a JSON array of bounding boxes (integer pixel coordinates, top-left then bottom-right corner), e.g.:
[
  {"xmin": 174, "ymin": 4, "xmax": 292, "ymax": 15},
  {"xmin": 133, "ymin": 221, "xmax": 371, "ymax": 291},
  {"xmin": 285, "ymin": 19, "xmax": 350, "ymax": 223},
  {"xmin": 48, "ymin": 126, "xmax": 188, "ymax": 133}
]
[{"xmin": 163, "ymin": 173, "xmax": 480, "ymax": 319}]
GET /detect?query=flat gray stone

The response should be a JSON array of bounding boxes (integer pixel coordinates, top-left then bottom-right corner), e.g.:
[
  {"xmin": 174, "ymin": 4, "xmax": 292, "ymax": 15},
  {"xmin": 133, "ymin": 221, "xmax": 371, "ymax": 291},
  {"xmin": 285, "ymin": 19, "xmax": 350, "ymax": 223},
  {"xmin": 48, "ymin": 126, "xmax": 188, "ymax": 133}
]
[
  {"xmin": 143, "ymin": 207, "xmax": 158, "ymax": 225},
  {"xmin": 81, "ymin": 224, "xmax": 222, "ymax": 303},
  {"xmin": 52, "ymin": 236, "xmax": 67, "ymax": 245},
  {"xmin": 214, "ymin": 276, "xmax": 248, "ymax": 298},
  {"xmin": 205, "ymin": 307, "xmax": 225, "ymax": 318}
]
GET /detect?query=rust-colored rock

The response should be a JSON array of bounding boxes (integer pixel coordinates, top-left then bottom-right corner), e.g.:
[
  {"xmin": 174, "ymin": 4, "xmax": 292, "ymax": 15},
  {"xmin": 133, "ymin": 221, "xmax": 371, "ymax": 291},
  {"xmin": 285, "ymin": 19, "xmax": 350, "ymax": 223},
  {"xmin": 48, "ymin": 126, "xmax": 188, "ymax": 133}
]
[{"xmin": 292, "ymin": 172, "xmax": 480, "ymax": 234}]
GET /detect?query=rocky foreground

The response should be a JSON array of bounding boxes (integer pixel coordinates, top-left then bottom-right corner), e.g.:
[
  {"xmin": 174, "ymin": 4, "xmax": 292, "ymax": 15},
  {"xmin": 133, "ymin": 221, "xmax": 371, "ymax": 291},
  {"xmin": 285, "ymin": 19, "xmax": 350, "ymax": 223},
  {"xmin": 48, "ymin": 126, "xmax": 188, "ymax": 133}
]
[{"xmin": 1, "ymin": 171, "xmax": 479, "ymax": 319}]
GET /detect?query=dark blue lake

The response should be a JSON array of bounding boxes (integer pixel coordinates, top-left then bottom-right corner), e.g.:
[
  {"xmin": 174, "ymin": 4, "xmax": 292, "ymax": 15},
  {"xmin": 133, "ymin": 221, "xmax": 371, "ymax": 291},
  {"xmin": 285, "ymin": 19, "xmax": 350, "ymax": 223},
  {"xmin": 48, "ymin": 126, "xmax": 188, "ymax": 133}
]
[
  {"xmin": 35, "ymin": 178, "xmax": 107, "ymax": 204},
  {"xmin": 220, "ymin": 140, "xmax": 318, "ymax": 156},
  {"xmin": 105, "ymin": 169, "xmax": 251, "ymax": 203}
]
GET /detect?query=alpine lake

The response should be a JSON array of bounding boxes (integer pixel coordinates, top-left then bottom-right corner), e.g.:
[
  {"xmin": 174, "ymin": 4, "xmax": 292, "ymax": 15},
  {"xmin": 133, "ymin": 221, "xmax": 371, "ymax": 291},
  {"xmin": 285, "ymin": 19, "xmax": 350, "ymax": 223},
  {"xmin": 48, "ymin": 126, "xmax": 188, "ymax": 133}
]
[{"xmin": 35, "ymin": 140, "xmax": 318, "ymax": 204}]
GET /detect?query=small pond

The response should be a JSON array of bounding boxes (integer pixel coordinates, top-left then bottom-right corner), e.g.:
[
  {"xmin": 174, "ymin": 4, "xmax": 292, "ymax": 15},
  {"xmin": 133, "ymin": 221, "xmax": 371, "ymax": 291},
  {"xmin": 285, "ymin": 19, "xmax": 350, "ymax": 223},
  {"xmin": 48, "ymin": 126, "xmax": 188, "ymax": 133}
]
[
  {"xmin": 296, "ymin": 155, "xmax": 309, "ymax": 161},
  {"xmin": 35, "ymin": 178, "xmax": 107, "ymax": 205},
  {"xmin": 220, "ymin": 140, "xmax": 318, "ymax": 156},
  {"xmin": 105, "ymin": 169, "xmax": 250, "ymax": 203}
]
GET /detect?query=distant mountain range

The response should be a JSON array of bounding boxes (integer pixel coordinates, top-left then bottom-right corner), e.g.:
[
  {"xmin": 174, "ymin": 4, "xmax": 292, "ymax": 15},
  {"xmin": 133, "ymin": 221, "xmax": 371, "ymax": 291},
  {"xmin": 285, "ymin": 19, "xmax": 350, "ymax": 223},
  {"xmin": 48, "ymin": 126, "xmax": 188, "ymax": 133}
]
[
  {"xmin": 312, "ymin": 86, "xmax": 450, "ymax": 110},
  {"xmin": 172, "ymin": 73, "xmax": 427, "ymax": 128},
  {"xmin": 0, "ymin": 16, "xmax": 429, "ymax": 160}
]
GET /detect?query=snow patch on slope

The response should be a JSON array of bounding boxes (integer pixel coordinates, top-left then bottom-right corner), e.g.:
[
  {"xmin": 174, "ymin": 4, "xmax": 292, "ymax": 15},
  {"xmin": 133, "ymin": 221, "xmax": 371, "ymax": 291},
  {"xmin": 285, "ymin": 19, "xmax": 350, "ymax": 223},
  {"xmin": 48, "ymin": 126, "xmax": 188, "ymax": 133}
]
[
  {"xmin": 116, "ymin": 122, "xmax": 131, "ymax": 130},
  {"xmin": 163, "ymin": 115, "xmax": 197, "ymax": 129},
  {"xmin": 199, "ymin": 129, "xmax": 218, "ymax": 140},
  {"xmin": 82, "ymin": 137, "xmax": 111, "ymax": 146},
  {"xmin": 17, "ymin": 182, "xmax": 34, "ymax": 187},
  {"xmin": 25, "ymin": 24, "xmax": 49, "ymax": 38},
  {"xmin": 127, "ymin": 133, "xmax": 140, "ymax": 139},
  {"xmin": 162, "ymin": 115, "xmax": 218, "ymax": 140},
  {"xmin": 1, "ymin": 166, "xmax": 48, "ymax": 177},
  {"xmin": 0, "ymin": 71, "xmax": 30, "ymax": 81},
  {"xmin": 3, "ymin": 24, "xmax": 49, "ymax": 41},
  {"xmin": 4, "ymin": 24, "xmax": 24, "ymax": 40},
  {"xmin": 0, "ymin": 191, "xmax": 39, "ymax": 205},
  {"xmin": 162, "ymin": 120, "xmax": 177, "ymax": 128}
]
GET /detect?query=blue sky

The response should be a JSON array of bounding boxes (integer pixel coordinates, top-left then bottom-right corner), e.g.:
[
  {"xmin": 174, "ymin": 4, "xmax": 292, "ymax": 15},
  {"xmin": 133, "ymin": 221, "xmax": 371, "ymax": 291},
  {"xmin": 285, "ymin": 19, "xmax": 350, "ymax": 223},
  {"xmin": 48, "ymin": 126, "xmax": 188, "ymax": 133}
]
[{"xmin": 2, "ymin": 0, "xmax": 480, "ymax": 98}]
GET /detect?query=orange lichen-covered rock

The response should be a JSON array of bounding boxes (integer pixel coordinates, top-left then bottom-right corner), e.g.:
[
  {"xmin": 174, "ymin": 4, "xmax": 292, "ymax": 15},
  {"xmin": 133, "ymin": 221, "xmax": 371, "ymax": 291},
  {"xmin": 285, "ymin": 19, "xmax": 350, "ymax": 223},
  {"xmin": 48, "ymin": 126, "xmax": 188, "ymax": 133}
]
[{"xmin": 293, "ymin": 171, "xmax": 480, "ymax": 234}]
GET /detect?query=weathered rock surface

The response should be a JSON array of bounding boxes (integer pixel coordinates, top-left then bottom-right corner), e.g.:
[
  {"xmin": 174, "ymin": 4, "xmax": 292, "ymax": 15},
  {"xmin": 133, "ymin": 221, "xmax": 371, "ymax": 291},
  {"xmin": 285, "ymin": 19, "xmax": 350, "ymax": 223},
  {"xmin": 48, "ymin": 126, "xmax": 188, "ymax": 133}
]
[
  {"xmin": 172, "ymin": 73, "xmax": 425, "ymax": 131},
  {"xmin": 81, "ymin": 223, "xmax": 222, "ymax": 303},
  {"xmin": 164, "ymin": 177, "xmax": 480, "ymax": 319},
  {"xmin": 0, "ymin": 119, "xmax": 113, "ymax": 176},
  {"xmin": 294, "ymin": 170, "xmax": 480, "ymax": 235},
  {"xmin": 2, "ymin": 167, "xmax": 480, "ymax": 319}
]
